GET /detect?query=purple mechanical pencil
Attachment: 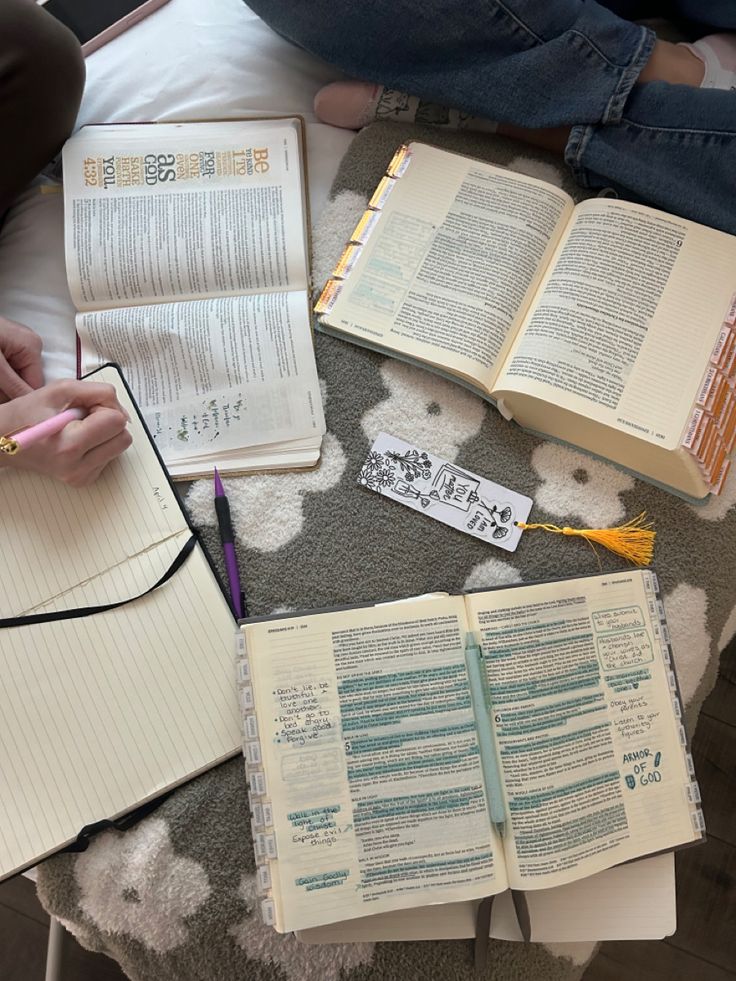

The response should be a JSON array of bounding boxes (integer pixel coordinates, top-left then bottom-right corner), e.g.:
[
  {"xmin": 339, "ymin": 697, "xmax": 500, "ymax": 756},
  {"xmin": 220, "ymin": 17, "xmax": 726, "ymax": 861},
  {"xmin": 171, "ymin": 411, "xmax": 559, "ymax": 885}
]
[{"xmin": 213, "ymin": 468, "xmax": 245, "ymax": 619}]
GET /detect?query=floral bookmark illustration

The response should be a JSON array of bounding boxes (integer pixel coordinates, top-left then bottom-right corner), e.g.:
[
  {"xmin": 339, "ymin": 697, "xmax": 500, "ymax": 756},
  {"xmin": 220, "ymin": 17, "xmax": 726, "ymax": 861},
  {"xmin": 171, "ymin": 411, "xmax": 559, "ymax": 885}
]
[{"xmin": 358, "ymin": 434, "xmax": 532, "ymax": 552}]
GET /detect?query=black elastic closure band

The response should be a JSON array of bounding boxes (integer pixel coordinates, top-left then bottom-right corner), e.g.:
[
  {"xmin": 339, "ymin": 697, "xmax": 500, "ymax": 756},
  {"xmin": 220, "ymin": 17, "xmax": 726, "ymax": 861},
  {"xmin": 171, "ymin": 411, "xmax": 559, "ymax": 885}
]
[
  {"xmin": 0, "ymin": 534, "xmax": 197, "ymax": 629},
  {"xmin": 64, "ymin": 793, "xmax": 176, "ymax": 853}
]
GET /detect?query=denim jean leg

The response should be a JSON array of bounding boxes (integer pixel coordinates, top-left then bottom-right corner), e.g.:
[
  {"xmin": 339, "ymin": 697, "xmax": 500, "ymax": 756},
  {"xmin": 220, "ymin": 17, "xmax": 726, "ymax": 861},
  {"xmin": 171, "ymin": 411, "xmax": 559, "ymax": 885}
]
[
  {"xmin": 568, "ymin": 81, "xmax": 736, "ymax": 233},
  {"xmin": 245, "ymin": 0, "xmax": 654, "ymax": 129}
]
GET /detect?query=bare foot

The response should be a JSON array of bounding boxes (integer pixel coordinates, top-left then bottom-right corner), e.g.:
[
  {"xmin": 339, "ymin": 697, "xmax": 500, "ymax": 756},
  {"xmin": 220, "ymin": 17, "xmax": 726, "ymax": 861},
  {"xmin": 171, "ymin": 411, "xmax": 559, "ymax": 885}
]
[{"xmin": 638, "ymin": 39, "xmax": 705, "ymax": 86}]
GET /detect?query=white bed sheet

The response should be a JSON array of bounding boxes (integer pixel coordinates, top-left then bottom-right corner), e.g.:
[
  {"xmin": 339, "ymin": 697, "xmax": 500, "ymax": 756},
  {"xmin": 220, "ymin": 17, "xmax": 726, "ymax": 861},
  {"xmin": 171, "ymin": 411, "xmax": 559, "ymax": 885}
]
[{"xmin": 0, "ymin": 0, "xmax": 353, "ymax": 382}]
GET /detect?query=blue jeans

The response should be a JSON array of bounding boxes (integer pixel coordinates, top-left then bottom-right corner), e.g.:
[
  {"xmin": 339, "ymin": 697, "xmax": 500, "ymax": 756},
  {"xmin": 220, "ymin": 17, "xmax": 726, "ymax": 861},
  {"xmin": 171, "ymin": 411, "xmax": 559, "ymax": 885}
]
[{"xmin": 245, "ymin": 0, "xmax": 736, "ymax": 233}]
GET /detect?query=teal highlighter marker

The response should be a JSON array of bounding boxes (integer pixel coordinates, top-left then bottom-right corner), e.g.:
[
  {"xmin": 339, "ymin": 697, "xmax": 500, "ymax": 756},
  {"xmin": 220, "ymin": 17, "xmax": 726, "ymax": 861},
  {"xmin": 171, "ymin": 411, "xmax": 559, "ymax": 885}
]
[
  {"xmin": 465, "ymin": 632, "xmax": 532, "ymax": 943},
  {"xmin": 464, "ymin": 631, "xmax": 507, "ymax": 839}
]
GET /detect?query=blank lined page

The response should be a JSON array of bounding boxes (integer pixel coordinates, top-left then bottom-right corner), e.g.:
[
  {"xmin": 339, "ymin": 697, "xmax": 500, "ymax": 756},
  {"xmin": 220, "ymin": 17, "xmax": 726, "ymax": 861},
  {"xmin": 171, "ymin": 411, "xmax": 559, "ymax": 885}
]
[
  {"xmin": 0, "ymin": 366, "xmax": 241, "ymax": 879},
  {"xmin": 0, "ymin": 548, "xmax": 240, "ymax": 879},
  {"xmin": 0, "ymin": 365, "xmax": 187, "ymax": 618}
]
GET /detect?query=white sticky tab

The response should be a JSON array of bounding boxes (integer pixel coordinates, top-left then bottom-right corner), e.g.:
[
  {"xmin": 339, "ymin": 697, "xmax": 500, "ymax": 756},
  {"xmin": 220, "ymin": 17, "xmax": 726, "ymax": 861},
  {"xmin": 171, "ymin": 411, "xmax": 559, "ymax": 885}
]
[
  {"xmin": 691, "ymin": 809, "xmax": 706, "ymax": 834},
  {"xmin": 261, "ymin": 898, "xmax": 276, "ymax": 926},
  {"xmin": 237, "ymin": 658, "xmax": 250, "ymax": 683},
  {"xmin": 359, "ymin": 433, "xmax": 532, "ymax": 552},
  {"xmin": 686, "ymin": 752, "xmax": 695, "ymax": 776},
  {"xmin": 257, "ymin": 864, "xmax": 272, "ymax": 893},
  {"xmin": 264, "ymin": 834, "xmax": 278, "ymax": 859},
  {"xmin": 255, "ymin": 832, "xmax": 267, "ymax": 859},
  {"xmin": 252, "ymin": 802, "xmax": 264, "ymax": 827},
  {"xmin": 668, "ymin": 670, "xmax": 677, "ymax": 692},
  {"xmin": 688, "ymin": 780, "xmax": 702, "ymax": 804},
  {"xmin": 246, "ymin": 740, "xmax": 262, "ymax": 766},
  {"xmin": 672, "ymin": 696, "xmax": 682, "ymax": 718},
  {"xmin": 245, "ymin": 714, "xmax": 259, "ymax": 740},
  {"xmin": 236, "ymin": 632, "xmax": 247, "ymax": 657},
  {"xmin": 678, "ymin": 724, "xmax": 687, "ymax": 746},
  {"xmin": 263, "ymin": 801, "xmax": 274, "ymax": 827},
  {"xmin": 239, "ymin": 686, "xmax": 254, "ymax": 711},
  {"xmin": 250, "ymin": 770, "xmax": 267, "ymax": 796}
]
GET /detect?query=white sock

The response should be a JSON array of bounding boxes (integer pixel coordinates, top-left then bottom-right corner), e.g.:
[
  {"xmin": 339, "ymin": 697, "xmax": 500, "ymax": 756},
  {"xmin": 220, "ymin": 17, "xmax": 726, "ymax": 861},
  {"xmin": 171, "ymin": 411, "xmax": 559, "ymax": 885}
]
[
  {"xmin": 373, "ymin": 88, "xmax": 498, "ymax": 133},
  {"xmin": 682, "ymin": 34, "xmax": 736, "ymax": 90},
  {"xmin": 314, "ymin": 81, "xmax": 498, "ymax": 133}
]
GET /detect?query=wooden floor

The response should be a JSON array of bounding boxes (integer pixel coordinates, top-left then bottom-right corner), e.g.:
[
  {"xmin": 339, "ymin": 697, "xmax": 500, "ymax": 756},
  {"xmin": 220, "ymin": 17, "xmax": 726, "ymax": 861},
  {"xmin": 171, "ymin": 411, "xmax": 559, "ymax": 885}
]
[
  {"xmin": 584, "ymin": 639, "xmax": 736, "ymax": 981},
  {"xmin": 0, "ymin": 876, "xmax": 126, "ymax": 981},
  {"xmin": 1, "ymin": 642, "xmax": 734, "ymax": 981}
]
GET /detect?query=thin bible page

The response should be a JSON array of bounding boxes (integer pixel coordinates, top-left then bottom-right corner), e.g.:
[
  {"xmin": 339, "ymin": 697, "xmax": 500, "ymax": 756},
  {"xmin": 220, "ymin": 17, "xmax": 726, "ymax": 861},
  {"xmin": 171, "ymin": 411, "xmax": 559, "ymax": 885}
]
[
  {"xmin": 464, "ymin": 571, "xmax": 697, "ymax": 891},
  {"xmin": 76, "ymin": 291, "xmax": 325, "ymax": 466},
  {"xmin": 296, "ymin": 852, "xmax": 676, "ymax": 942},
  {"xmin": 325, "ymin": 142, "xmax": 573, "ymax": 392},
  {"xmin": 62, "ymin": 119, "xmax": 308, "ymax": 310},
  {"xmin": 495, "ymin": 198, "xmax": 736, "ymax": 448},
  {"xmin": 245, "ymin": 596, "xmax": 505, "ymax": 932}
]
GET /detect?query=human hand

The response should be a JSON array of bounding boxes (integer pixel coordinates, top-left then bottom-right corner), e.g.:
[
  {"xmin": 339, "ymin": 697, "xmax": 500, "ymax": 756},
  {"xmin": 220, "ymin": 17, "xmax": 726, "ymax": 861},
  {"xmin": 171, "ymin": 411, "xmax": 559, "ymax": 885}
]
[
  {"xmin": 0, "ymin": 379, "xmax": 132, "ymax": 486},
  {"xmin": 0, "ymin": 315, "xmax": 45, "ymax": 400}
]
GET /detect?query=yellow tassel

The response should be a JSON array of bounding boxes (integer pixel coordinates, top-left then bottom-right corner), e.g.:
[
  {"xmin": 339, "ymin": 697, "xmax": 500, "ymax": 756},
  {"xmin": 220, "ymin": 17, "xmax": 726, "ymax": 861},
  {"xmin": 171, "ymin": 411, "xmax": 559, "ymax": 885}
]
[{"xmin": 516, "ymin": 512, "xmax": 655, "ymax": 567}]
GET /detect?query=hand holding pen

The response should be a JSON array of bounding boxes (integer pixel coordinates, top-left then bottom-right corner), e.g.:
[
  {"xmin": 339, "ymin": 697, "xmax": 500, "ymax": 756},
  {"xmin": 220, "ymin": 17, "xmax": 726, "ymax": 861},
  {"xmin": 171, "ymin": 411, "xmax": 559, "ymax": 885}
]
[{"xmin": 0, "ymin": 379, "xmax": 131, "ymax": 486}]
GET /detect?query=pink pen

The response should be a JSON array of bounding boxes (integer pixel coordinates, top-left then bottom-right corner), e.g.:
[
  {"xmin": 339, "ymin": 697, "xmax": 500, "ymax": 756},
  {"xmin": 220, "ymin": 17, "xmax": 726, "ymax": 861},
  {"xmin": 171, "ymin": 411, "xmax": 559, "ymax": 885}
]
[{"xmin": 0, "ymin": 407, "xmax": 85, "ymax": 456}]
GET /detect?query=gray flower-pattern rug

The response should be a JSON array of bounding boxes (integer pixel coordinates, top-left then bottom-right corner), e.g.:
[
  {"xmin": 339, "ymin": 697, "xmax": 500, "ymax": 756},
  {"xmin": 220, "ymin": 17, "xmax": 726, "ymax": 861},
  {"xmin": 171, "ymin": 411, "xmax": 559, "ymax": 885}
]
[{"xmin": 36, "ymin": 122, "xmax": 736, "ymax": 981}]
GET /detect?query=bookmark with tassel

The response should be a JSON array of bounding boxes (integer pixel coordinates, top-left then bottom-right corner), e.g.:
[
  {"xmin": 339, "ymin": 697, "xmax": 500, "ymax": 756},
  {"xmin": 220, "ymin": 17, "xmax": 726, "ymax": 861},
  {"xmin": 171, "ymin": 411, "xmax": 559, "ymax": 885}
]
[
  {"xmin": 515, "ymin": 512, "xmax": 655, "ymax": 567},
  {"xmin": 358, "ymin": 435, "xmax": 656, "ymax": 565}
]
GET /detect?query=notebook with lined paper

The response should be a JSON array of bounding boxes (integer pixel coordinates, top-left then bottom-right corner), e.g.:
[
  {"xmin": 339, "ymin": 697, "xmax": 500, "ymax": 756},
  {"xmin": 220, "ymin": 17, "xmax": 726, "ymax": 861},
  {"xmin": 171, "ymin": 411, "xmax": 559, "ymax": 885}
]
[{"xmin": 0, "ymin": 365, "xmax": 241, "ymax": 881}]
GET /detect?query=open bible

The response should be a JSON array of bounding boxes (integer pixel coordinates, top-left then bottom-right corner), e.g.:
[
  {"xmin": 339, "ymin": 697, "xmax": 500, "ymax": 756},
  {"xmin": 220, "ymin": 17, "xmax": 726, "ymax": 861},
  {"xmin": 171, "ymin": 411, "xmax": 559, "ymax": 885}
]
[
  {"xmin": 238, "ymin": 570, "xmax": 703, "ymax": 934},
  {"xmin": 316, "ymin": 142, "xmax": 736, "ymax": 500},
  {"xmin": 62, "ymin": 118, "xmax": 325, "ymax": 479}
]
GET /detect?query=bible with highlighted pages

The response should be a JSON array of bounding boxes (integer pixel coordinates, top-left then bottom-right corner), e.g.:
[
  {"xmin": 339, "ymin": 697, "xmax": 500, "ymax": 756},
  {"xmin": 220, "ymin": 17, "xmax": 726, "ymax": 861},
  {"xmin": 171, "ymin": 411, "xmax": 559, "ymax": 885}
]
[
  {"xmin": 62, "ymin": 117, "xmax": 325, "ymax": 479},
  {"xmin": 237, "ymin": 573, "xmax": 704, "ymax": 936},
  {"xmin": 0, "ymin": 365, "xmax": 241, "ymax": 882},
  {"xmin": 316, "ymin": 142, "xmax": 736, "ymax": 500}
]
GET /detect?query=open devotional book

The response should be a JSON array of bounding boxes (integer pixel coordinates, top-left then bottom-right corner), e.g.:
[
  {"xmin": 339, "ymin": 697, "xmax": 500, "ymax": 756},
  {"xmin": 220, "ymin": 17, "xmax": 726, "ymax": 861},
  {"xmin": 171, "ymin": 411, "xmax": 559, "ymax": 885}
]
[
  {"xmin": 62, "ymin": 117, "xmax": 325, "ymax": 479},
  {"xmin": 316, "ymin": 142, "xmax": 736, "ymax": 500},
  {"xmin": 0, "ymin": 365, "xmax": 241, "ymax": 881},
  {"xmin": 237, "ymin": 571, "xmax": 704, "ymax": 935}
]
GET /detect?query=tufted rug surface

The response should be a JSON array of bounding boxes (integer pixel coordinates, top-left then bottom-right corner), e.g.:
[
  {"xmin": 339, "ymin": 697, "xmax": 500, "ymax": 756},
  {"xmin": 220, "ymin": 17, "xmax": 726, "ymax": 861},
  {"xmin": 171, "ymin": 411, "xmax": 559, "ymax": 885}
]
[{"xmin": 36, "ymin": 122, "xmax": 736, "ymax": 981}]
